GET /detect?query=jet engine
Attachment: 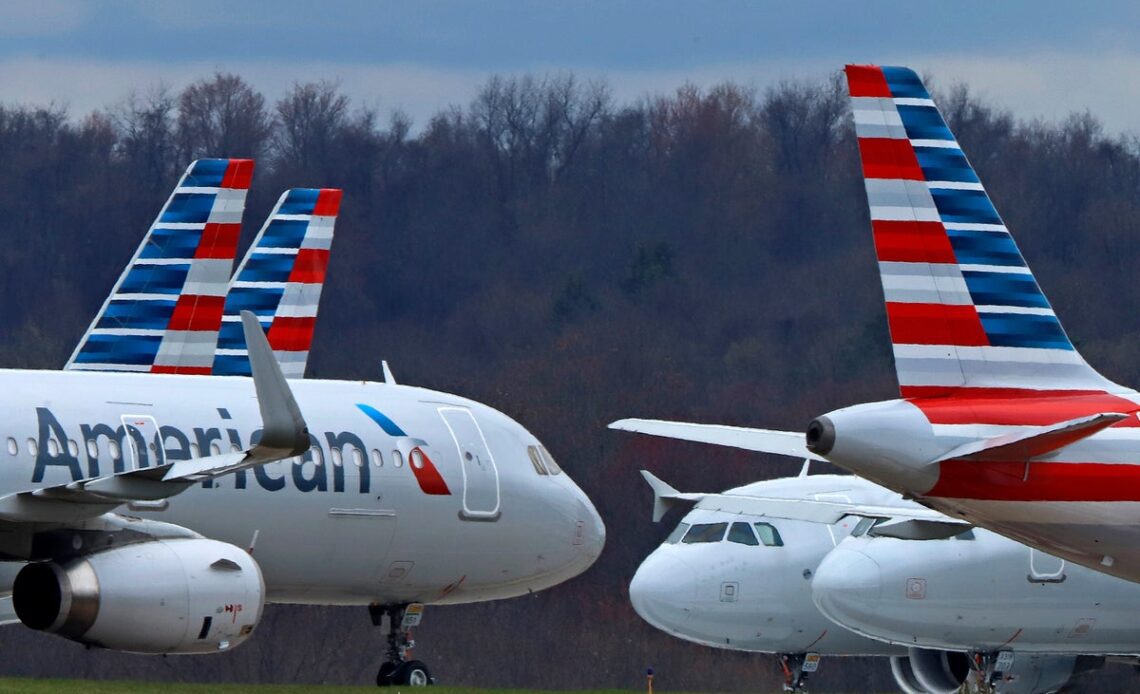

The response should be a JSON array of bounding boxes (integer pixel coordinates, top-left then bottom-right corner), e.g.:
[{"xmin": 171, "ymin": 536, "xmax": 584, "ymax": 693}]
[
  {"xmin": 903, "ymin": 648, "xmax": 971, "ymax": 694},
  {"xmin": 12, "ymin": 538, "xmax": 263, "ymax": 654},
  {"xmin": 892, "ymin": 649, "xmax": 1104, "ymax": 694}
]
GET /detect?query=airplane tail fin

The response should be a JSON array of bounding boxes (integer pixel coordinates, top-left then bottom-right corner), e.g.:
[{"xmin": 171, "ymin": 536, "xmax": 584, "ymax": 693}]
[
  {"xmin": 844, "ymin": 65, "xmax": 1125, "ymax": 397},
  {"xmin": 213, "ymin": 188, "xmax": 342, "ymax": 378},
  {"xmin": 66, "ymin": 159, "xmax": 253, "ymax": 373}
]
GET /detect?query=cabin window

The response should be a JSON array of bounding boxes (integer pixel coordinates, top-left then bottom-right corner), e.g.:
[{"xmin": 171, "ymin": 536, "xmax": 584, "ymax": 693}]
[
  {"xmin": 330, "ymin": 447, "xmax": 343, "ymax": 467},
  {"xmin": 6, "ymin": 438, "xmax": 16, "ymax": 456},
  {"xmin": 108, "ymin": 440, "xmax": 121, "ymax": 459},
  {"xmin": 682, "ymin": 523, "xmax": 728, "ymax": 544},
  {"xmin": 527, "ymin": 446, "xmax": 548, "ymax": 475},
  {"xmin": 189, "ymin": 443, "xmax": 200, "ymax": 458},
  {"xmin": 68, "ymin": 440, "xmax": 79, "ymax": 458},
  {"xmin": 86, "ymin": 440, "xmax": 99, "ymax": 459},
  {"xmin": 392, "ymin": 450, "xmax": 404, "ymax": 468},
  {"xmin": 210, "ymin": 443, "xmax": 222, "ymax": 456},
  {"xmin": 410, "ymin": 449, "xmax": 426, "ymax": 469},
  {"xmin": 371, "ymin": 449, "xmax": 383, "ymax": 467},
  {"xmin": 727, "ymin": 522, "xmax": 759, "ymax": 546},
  {"xmin": 310, "ymin": 447, "xmax": 324, "ymax": 467},
  {"xmin": 26, "ymin": 439, "xmax": 39, "ymax": 456},
  {"xmin": 47, "ymin": 439, "xmax": 60, "ymax": 456},
  {"xmin": 753, "ymin": 522, "xmax": 784, "ymax": 547},
  {"xmin": 351, "ymin": 448, "xmax": 365, "ymax": 468},
  {"xmin": 538, "ymin": 446, "xmax": 562, "ymax": 474},
  {"xmin": 665, "ymin": 522, "xmax": 690, "ymax": 544}
]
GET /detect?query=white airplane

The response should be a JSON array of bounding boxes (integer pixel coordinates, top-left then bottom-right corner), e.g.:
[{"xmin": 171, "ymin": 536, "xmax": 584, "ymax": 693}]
[
  {"xmin": 616, "ymin": 64, "xmax": 1140, "ymax": 585},
  {"xmin": 628, "ymin": 468, "xmax": 1132, "ymax": 693},
  {"xmin": 1, "ymin": 160, "xmax": 605, "ymax": 687}
]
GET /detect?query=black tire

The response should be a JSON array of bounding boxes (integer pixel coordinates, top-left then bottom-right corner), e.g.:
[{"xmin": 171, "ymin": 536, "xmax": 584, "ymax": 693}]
[
  {"xmin": 393, "ymin": 660, "xmax": 432, "ymax": 686},
  {"xmin": 376, "ymin": 661, "xmax": 400, "ymax": 687}
]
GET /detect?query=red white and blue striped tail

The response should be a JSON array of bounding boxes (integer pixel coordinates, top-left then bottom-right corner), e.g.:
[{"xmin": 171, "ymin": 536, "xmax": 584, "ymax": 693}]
[
  {"xmin": 213, "ymin": 188, "xmax": 341, "ymax": 379},
  {"xmin": 844, "ymin": 65, "xmax": 1129, "ymax": 398},
  {"xmin": 66, "ymin": 159, "xmax": 253, "ymax": 374}
]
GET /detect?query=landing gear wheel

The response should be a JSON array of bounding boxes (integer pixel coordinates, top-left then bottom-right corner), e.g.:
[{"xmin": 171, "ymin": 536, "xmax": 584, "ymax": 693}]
[
  {"xmin": 376, "ymin": 662, "xmax": 399, "ymax": 687},
  {"xmin": 394, "ymin": 660, "xmax": 432, "ymax": 686}
]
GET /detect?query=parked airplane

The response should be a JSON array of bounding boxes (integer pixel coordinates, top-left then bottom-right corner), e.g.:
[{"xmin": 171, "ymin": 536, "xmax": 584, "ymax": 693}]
[
  {"xmin": 629, "ymin": 469, "xmax": 1122, "ymax": 693},
  {"xmin": 2, "ymin": 162, "xmax": 605, "ymax": 687},
  {"xmin": 616, "ymin": 64, "xmax": 1140, "ymax": 585}
]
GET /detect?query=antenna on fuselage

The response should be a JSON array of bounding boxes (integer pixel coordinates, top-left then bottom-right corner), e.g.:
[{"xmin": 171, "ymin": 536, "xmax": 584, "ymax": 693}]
[{"xmin": 381, "ymin": 360, "xmax": 397, "ymax": 385}]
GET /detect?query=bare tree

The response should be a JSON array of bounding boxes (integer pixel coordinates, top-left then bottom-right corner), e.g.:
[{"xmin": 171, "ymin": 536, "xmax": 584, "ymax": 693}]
[{"xmin": 176, "ymin": 73, "xmax": 272, "ymax": 160}]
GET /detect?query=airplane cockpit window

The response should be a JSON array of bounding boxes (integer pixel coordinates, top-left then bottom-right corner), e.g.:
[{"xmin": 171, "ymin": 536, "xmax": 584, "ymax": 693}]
[
  {"xmin": 954, "ymin": 529, "xmax": 976, "ymax": 541},
  {"xmin": 538, "ymin": 446, "xmax": 562, "ymax": 475},
  {"xmin": 753, "ymin": 522, "xmax": 784, "ymax": 547},
  {"xmin": 682, "ymin": 522, "xmax": 728, "ymax": 544},
  {"xmin": 527, "ymin": 446, "xmax": 549, "ymax": 475},
  {"xmin": 727, "ymin": 522, "xmax": 759, "ymax": 546},
  {"xmin": 665, "ymin": 522, "xmax": 690, "ymax": 544}
]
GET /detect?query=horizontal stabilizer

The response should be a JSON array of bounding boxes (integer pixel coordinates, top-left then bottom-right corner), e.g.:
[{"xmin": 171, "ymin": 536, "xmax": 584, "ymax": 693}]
[
  {"xmin": 640, "ymin": 470, "xmax": 704, "ymax": 522},
  {"xmin": 638, "ymin": 470, "xmax": 969, "ymax": 532},
  {"xmin": 612, "ymin": 419, "xmax": 825, "ymax": 461},
  {"xmin": 933, "ymin": 412, "xmax": 1129, "ymax": 463}
]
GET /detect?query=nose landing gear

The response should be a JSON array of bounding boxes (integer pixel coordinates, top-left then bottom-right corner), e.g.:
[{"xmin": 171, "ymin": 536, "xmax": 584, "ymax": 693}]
[
  {"xmin": 778, "ymin": 652, "xmax": 821, "ymax": 692},
  {"xmin": 370, "ymin": 602, "xmax": 433, "ymax": 687}
]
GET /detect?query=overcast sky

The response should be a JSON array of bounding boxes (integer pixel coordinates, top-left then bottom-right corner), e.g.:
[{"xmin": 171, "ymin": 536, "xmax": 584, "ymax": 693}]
[{"xmin": 2, "ymin": 1, "xmax": 1138, "ymax": 133}]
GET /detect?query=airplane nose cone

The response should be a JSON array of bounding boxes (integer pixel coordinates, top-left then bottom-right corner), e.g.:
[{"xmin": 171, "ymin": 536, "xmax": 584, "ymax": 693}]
[
  {"xmin": 629, "ymin": 551, "xmax": 697, "ymax": 633},
  {"xmin": 575, "ymin": 495, "xmax": 606, "ymax": 564},
  {"xmin": 811, "ymin": 548, "xmax": 882, "ymax": 629}
]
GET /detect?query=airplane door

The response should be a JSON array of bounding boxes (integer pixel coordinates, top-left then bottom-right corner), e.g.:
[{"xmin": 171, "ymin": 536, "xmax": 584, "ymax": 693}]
[
  {"xmin": 120, "ymin": 415, "xmax": 165, "ymax": 470},
  {"xmin": 439, "ymin": 407, "xmax": 501, "ymax": 521}
]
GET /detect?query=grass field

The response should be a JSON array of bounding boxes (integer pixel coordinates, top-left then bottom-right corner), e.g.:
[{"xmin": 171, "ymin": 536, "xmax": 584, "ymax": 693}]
[{"xmin": 0, "ymin": 682, "xmax": 642, "ymax": 694}]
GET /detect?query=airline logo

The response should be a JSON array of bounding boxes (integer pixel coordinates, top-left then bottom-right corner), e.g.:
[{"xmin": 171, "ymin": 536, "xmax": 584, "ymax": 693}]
[
  {"xmin": 68, "ymin": 159, "xmax": 253, "ymax": 374},
  {"xmin": 356, "ymin": 404, "xmax": 452, "ymax": 496},
  {"xmin": 214, "ymin": 188, "xmax": 341, "ymax": 378}
]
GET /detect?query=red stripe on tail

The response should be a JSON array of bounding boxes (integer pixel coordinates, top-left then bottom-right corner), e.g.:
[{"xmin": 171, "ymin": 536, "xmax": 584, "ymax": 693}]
[
  {"xmin": 886, "ymin": 302, "xmax": 989, "ymax": 346},
  {"xmin": 858, "ymin": 138, "xmax": 924, "ymax": 180},
  {"xmin": 267, "ymin": 317, "xmax": 316, "ymax": 351},
  {"xmin": 195, "ymin": 222, "xmax": 241, "ymax": 259},
  {"xmin": 313, "ymin": 189, "xmax": 342, "ymax": 216},
  {"xmin": 845, "ymin": 65, "xmax": 891, "ymax": 98},
  {"xmin": 221, "ymin": 159, "xmax": 255, "ymax": 189},
  {"xmin": 167, "ymin": 295, "xmax": 225, "ymax": 331},
  {"xmin": 873, "ymin": 220, "xmax": 957, "ymax": 264},
  {"xmin": 288, "ymin": 249, "xmax": 329, "ymax": 284}
]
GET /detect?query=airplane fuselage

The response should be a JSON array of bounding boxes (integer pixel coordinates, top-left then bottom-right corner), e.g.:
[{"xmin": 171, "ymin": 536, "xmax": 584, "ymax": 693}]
[
  {"xmin": 0, "ymin": 368, "xmax": 604, "ymax": 606},
  {"xmin": 813, "ymin": 529, "xmax": 1140, "ymax": 655}
]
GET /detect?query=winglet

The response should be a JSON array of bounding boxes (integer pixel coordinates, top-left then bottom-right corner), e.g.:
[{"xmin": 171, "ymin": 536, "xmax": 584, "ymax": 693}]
[
  {"xmin": 242, "ymin": 310, "xmax": 310, "ymax": 459},
  {"xmin": 382, "ymin": 360, "xmax": 396, "ymax": 385},
  {"xmin": 640, "ymin": 470, "xmax": 703, "ymax": 523}
]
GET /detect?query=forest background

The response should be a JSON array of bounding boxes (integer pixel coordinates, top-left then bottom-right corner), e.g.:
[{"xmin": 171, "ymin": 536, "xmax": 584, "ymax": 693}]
[{"xmin": 0, "ymin": 69, "xmax": 1139, "ymax": 691}]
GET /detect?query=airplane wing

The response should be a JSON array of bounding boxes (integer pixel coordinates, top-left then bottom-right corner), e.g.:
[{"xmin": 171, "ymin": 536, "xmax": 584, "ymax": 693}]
[
  {"xmin": 0, "ymin": 312, "xmax": 310, "ymax": 524},
  {"xmin": 611, "ymin": 419, "xmax": 825, "ymax": 461},
  {"xmin": 641, "ymin": 470, "xmax": 970, "ymax": 538}
]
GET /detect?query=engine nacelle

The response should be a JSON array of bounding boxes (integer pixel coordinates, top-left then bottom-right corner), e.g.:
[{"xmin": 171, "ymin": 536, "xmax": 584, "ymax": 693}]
[
  {"xmin": 12, "ymin": 538, "xmax": 263, "ymax": 654},
  {"xmin": 905, "ymin": 647, "xmax": 971, "ymax": 694}
]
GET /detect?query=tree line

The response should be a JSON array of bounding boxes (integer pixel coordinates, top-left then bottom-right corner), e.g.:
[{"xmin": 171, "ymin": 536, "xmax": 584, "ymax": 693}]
[{"xmin": 1, "ymin": 70, "xmax": 1139, "ymax": 690}]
